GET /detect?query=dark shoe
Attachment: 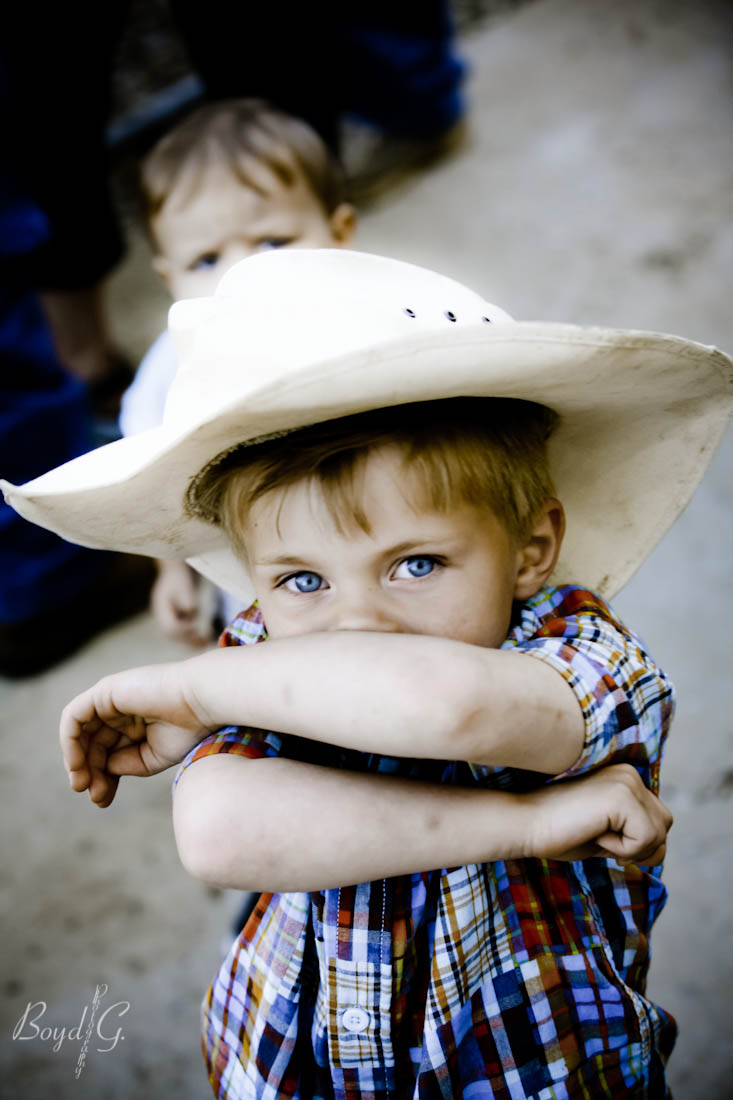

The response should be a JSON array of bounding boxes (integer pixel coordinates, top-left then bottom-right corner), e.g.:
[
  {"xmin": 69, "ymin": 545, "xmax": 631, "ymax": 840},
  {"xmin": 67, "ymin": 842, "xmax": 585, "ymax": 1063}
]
[{"xmin": 0, "ymin": 552, "xmax": 156, "ymax": 678}]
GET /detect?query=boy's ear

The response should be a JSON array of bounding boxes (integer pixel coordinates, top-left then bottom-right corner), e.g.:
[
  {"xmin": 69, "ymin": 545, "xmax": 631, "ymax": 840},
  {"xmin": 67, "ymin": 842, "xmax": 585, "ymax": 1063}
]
[
  {"xmin": 330, "ymin": 203, "xmax": 357, "ymax": 245},
  {"xmin": 151, "ymin": 254, "xmax": 174, "ymax": 290},
  {"xmin": 513, "ymin": 499, "xmax": 565, "ymax": 601}
]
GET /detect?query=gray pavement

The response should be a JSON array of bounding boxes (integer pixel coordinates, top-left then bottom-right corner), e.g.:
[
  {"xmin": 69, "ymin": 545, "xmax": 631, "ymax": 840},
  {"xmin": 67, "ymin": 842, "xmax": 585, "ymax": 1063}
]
[{"xmin": 2, "ymin": 2, "xmax": 731, "ymax": 1097}]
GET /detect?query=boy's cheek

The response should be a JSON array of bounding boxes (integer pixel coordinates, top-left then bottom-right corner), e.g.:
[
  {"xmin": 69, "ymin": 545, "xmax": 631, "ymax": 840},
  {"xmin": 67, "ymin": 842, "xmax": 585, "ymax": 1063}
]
[
  {"xmin": 168, "ymin": 267, "xmax": 225, "ymax": 302},
  {"xmin": 439, "ymin": 608, "xmax": 512, "ymax": 650},
  {"xmin": 253, "ymin": 597, "xmax": 310, "ymax": 640}
]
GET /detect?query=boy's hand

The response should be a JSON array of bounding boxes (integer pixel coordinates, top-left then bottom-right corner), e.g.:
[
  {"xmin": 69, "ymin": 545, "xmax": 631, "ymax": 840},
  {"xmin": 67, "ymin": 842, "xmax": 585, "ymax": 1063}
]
[
  {"xmin": 59, "ymin": 661, "xmax": 213, "ymax": 808},
  {"xmin": 150, "ymin": 560, "xmax": 215, "ymax": 647},
  {"xmin": 525, "ymin": 764, "xmax": 673, "ymax": 865}
]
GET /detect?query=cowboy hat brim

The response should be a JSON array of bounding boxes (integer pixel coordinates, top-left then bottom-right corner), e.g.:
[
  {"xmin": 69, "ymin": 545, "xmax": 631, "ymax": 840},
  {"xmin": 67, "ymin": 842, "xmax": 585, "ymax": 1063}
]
[{"xmin": 1, "ymin": 249, "xmax": 731, "ymax": 603}]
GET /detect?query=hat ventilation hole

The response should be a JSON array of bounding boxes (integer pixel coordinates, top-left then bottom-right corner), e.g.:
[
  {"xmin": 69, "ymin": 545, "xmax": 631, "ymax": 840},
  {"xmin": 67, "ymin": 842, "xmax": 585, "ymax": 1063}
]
[
  {"xmin": 403, "ymin": 308, "xmax": 416, "ymax": 318},
  {"xmin": 445, "ymin": 311, "xmax": 457, "ymax": 322},
  {"xmin": 482, "ymin": 315, "xmax": 491, "ymax": 323}
]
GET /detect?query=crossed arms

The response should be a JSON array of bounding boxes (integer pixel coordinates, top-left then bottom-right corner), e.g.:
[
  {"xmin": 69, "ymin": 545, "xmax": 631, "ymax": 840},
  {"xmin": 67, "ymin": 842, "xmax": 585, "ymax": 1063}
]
[{"xmin": 59, "ymin": 633, "xmax": 672, "ymax": 892}]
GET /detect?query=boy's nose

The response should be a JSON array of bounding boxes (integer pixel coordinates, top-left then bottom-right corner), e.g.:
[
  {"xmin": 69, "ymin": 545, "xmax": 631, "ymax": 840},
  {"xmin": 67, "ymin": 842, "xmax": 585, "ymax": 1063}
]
[
  {"xmin": 229, "ymin": 242, "xmax": 258, "ymax": 265},
  {"xmin": 329, "ymin": 590, "xmax": 401, "ymax": 634}
]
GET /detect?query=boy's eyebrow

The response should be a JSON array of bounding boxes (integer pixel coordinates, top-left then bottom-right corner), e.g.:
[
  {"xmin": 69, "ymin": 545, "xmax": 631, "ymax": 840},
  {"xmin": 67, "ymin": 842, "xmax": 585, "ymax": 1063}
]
[
  {"xmin": 254, "ymin": 535, "xmax": 460, "ymax": 568},
  {"xmin": 254, "ymin": 553, "xmax": 312, "ymax": 567},
  {"xmin": 380, "ymin": 537, "xmax": 457, "ymax": 558},
  {"xmin": 246, "ymin": 210, "xmax": 300, "ymax": 233}
]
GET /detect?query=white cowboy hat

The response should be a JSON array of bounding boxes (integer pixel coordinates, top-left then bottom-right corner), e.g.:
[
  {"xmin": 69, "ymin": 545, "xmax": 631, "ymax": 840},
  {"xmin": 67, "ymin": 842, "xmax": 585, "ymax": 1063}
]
[{"xmin": 2, "ymin": 248, "xmax": 731, "ymax": 605}]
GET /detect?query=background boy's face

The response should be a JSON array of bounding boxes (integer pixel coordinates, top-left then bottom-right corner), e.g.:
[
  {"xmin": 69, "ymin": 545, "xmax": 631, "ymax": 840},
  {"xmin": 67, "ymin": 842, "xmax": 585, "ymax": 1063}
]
[
  {"xmin": 152, "ymin": 162, "xmax": 355, "ymax": 300},
  {"xmin": 241, "ymin": 445, "xmax": 527, "ymax": 649}
]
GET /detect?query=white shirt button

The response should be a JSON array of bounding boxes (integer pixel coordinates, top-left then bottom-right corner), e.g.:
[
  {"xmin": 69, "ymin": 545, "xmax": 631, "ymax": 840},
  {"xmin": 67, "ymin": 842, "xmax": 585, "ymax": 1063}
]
[{"xmin": 341, "ymin": 1007, "xmax": 370, "ymax": 1034}]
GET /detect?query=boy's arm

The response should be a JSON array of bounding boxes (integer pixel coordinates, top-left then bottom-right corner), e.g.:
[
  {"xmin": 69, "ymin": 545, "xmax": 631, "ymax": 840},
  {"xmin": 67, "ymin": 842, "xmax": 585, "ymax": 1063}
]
[
  {"xmin": 172, "ymin": 755, "xmax": 670, "ymax": 892},
  {"xmin": 177, "ymin": 591, "xmax": 672, "ymax": 782},
  {"xmin": 181, "ymin": 635, "xmax": 586, "ymax": 773},
  {"xmin": 62, "ymin": 582, "xmax": 671, "ymax": 804},
  {"xmin": 58, "ymin": 640, "xmax": 583, "ymax": 806},
  {"xmin": 60, "ymin": 662, "xmax": 671, "ymax": 891}
]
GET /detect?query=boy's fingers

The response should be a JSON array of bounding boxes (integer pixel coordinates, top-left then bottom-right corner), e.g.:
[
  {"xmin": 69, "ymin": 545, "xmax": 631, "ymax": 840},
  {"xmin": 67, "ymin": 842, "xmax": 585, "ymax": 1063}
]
[
  {"xmin": 596, "ymin": 828, "xmax": 668, "ymax": 866},
  {"xmin": 88, "ymin": 772, "xmax": 119, "ymax": 808},
  {"xmin": 640, "ymin": 841, "xmax": 667, "ymax": 866},
  {"xmin": 59, "ymin": 714, "xmax": 89, "ymax": 771},
  {"xmin": 60, "ymin": 735, "xmax": 87, "ymax": 773},
  {"xmin": 107, "ymin": 744, "xmax": 154, "ymax": 777},
  {"xmin": 60, "ymin": 726, "xmax": 92, "ymax": 787},
  {"xmin": 69, "ymin": 767, "xmax": 91, "ymax": 792},
  {"xmin": 87, "ymin": 729, "xmax": 119, "ymax": 773},
  {"xmin": 59, "ymin": 692, "xmax": 110, "ymax": 768}
]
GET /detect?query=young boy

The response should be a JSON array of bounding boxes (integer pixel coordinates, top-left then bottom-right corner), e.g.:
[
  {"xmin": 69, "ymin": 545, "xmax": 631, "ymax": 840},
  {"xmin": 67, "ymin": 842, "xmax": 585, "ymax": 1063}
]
[
  {"xmin": 121, "ymin": 98, "xmax": 356, "ymax": 644},
  {"xmin": 4, "ymin": 249, "xmax": 731, "ymax": 1098}
]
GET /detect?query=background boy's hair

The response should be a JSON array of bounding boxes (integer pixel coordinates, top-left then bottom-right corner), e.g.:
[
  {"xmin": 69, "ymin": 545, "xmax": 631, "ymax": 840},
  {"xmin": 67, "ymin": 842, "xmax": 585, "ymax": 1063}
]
[
  {"xmin": 187, "ymin": 397, "xmax": 559, "ymax": 553},
  {"xmin": 140, "ymin": 97, "xmax": 346, "ymax": 222}
]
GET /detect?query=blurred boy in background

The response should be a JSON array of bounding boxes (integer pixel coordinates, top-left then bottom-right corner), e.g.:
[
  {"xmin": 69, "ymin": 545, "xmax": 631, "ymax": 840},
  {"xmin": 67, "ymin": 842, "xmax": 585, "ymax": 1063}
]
[{"xmin": 120, "ymin": 99, "xmax": 357, "ymax": 645}]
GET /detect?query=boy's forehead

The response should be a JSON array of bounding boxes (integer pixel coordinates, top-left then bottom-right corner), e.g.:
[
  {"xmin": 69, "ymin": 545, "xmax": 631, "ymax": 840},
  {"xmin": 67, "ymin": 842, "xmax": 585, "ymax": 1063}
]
[
  {"xmin": 160, "ymin": 154, "xmax": 311, "ymax": 221},
  {"xmin": 152, "ymin": 160, "xmax": 325, "ymax": 259},
  {"xmin": 243, "ymin": 443, "xmax": 500, "ymax": 544}
]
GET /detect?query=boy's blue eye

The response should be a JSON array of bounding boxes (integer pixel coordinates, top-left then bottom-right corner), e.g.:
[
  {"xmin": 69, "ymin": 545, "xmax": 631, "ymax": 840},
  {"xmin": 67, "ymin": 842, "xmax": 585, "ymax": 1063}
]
[
  {"xmin": 257, "ymin": 237, "xmax": 296, "ymax": 251},
  {"xmin": 396, "ymin": 556, "xmax": 437, "ymax": 579},
  {"xmin": 191, "ymin": 251, "xmax": 220, "ymax": 270},
  {"xmin": 284, "ymin": 571, "xmax": 324, "ymax": 593}
]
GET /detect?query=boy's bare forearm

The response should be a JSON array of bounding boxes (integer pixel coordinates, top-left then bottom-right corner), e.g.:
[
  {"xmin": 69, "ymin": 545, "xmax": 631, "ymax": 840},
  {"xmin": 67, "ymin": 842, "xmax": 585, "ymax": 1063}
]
[
  {"xmin": 182, "ymin": 633, "xmax": 584, "ymax": 774},
  {"xmin": 58, "ymin": 639, "xmax": 582, "ymax": 810},
  {"xmin": 173, "ymin": 756, "xmax": 670, "ymax": 893},
  {"xmin": 174, "ymin": 756, "xmax": 526, "ymax": 891}
]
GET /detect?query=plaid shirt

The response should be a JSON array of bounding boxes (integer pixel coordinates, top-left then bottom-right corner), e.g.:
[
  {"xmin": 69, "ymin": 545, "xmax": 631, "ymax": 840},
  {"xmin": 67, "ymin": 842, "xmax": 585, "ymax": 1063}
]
[{"xmin": 176, "ymin": 585, "xmax": 677, "ymax": 1099}]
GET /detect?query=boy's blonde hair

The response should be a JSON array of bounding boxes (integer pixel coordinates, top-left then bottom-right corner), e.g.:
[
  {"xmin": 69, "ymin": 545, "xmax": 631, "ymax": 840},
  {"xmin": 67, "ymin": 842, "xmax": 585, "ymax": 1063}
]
[
  {"xmin": 140, "ymin": 98, "xmax": 346, "ymax": 223},
  {"xmin": 187, "ymin": 398, "xmax": 559, "ymax": 555}
]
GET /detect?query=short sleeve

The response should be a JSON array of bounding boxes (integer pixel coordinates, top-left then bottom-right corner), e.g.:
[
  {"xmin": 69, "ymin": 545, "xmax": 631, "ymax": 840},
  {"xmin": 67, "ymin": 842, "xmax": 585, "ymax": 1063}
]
[
  {"xmin": 506, "ymin": 587, "xmax": 676, "ymax": 789},
  {"xmin": 173, "ymin": 726, "xmax": 285, "ymax": 790},
  {"xmin": 173, "ymin": 601, "xmax": 278, "ymax": 789}
]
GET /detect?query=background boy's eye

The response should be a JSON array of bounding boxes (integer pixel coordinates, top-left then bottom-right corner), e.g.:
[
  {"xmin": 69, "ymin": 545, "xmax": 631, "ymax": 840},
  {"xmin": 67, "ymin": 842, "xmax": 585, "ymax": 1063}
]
[
  {"xmin": 395, "ymin": 556, "xmax": 437, "ymax": 579},
  {"xmin": 283, "ymin": 571, "xmax": 324, "ymax": 593},
  {"xmin": 190, "ymin": 251, "xmax": 220, "ymax": 270},
  {"xmin": 257, "ymin": 237, "xmax": 296, "ymax": 251}
]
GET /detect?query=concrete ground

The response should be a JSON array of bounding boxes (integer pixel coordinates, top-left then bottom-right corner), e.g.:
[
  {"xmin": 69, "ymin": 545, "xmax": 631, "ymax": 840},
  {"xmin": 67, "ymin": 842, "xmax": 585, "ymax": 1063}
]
[{"xmin": 1, "ymin": 1, "xmax": 731, "ymax": 1097}]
